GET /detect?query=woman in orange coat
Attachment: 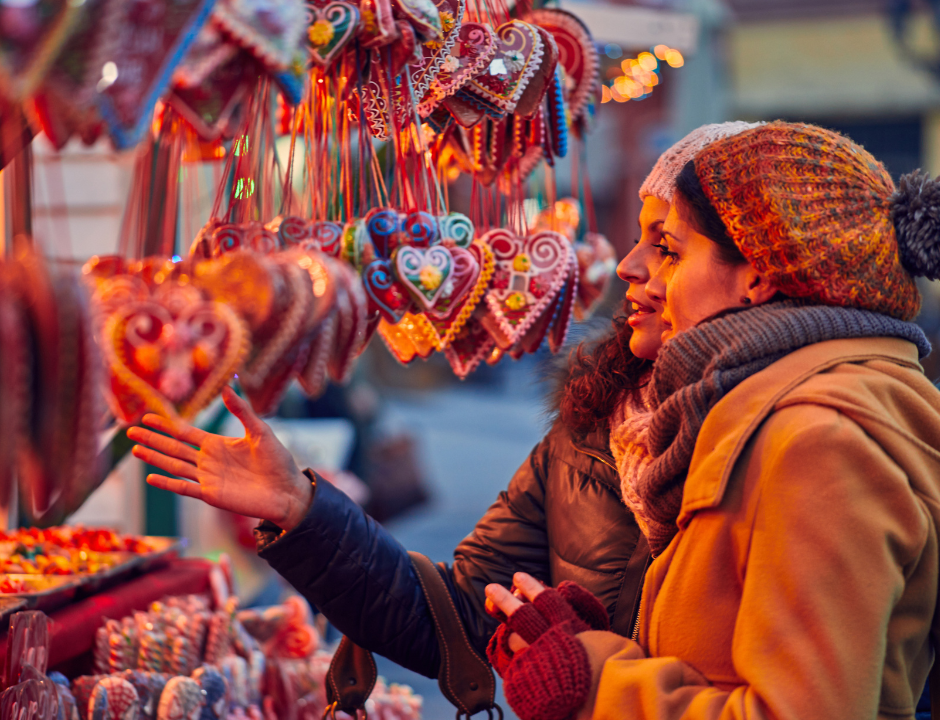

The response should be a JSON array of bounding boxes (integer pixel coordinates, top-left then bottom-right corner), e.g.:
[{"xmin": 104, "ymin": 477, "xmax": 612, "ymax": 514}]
[{"xmin": 486, "ymin": 121, "xmax": 940, "ymax": 720}]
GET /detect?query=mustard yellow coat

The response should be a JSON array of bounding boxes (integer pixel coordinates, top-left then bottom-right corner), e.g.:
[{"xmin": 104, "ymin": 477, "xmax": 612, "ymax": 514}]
[{"xmin": 580, "ymin": 337, "xmax": 940, "ymax": 720}]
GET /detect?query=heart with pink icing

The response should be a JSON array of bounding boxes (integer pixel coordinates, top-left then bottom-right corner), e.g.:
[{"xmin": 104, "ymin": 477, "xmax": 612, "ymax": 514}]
[
  {"xmin": 481, "ymin": 228, "xmax": 571, "ymax": 347},
  {"xmin": 460, "ymin": 21, "xmax": 544, "ymax": 117},
  {"xmin": 394, "ymin": 246, "xmax": 454, "ymax": 311},
  {"xmin": 420, "ymin": 22, "xmax": 497, "ymax": 116},
  {"xmin": 425, "ymin": 241, "xmax": 494, "ymax": 349}
]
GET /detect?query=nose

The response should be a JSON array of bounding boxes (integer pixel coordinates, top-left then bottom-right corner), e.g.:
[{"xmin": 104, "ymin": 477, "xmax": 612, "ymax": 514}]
[
  {"xmin": 616, "ymin": 244, "xmax": 648, "ymax": 285},
  {"xmin": 646, "ymin": 261, "xmax": 668, "ymax": 305}
]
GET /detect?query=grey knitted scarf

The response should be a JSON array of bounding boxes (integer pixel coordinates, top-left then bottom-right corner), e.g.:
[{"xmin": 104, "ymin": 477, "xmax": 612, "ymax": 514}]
[{"xmin": 638, "ymin": 300, "xmax": 931, "ymax": 555}]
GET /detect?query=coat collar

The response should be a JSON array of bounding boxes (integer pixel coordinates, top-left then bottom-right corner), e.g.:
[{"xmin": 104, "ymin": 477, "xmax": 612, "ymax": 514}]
[{"xmin": 677, "ymin": 337, "xmax": 923, "ymax": 527}]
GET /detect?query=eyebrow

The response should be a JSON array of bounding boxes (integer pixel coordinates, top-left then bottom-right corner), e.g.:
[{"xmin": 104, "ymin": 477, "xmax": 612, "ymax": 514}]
[{"xmin": 661, "ymin": 229, "xmax": 680, "ymax": 243}]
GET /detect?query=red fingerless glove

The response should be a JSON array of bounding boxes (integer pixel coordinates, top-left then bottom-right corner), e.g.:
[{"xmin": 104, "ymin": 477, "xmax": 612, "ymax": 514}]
[
  {"xmin": 503, "ymin": 625, "xmax": 592, "ymax": 720},
  {"xmin": 557, "ymin": 581, "xmax": 610, "ymax": 632},
  {"xmin": 486, "ymin": 582, "xmax": 606, "ymax": 678}
]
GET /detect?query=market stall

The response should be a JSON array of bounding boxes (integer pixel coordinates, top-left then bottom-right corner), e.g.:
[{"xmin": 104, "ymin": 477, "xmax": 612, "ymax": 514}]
[{"xmin": 0, "ymin": 0, "xmax": 687, "ymax": 712}]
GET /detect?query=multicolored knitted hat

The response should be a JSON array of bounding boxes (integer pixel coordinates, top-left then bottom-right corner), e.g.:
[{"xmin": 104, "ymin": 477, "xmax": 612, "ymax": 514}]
[
  {"xmin": 692, "ymin": 120, "xmax": 940, "ymax": 322},
  {"xmin": 639, "ymin": 121, "xmax": 764, "ymax": 202}
]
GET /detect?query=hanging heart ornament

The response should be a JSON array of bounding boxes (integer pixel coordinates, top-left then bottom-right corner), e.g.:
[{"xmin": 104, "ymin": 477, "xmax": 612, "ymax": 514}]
[
  {"xmin": 307, "ymin": 1, "xmax": 361, "ymax": 68},
  {"xmin": 458, "ymin": 20, "xmax": 544, "ymax": 118},
  {"xmin": 482, "ymin": 228, "xmax": 572, "ymax": 346},
  {"xmin": 102, "ymin": 286, "xmax": 249, "ymax": 422},
  {"xmin": 394, "ymin": 246, "xmax": 454, "ymax": 311}
]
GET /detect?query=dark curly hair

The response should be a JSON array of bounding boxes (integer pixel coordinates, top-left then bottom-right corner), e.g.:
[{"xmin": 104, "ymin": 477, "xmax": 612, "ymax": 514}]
[{"xmin": 558, "ymin": 300, "xmax": 652, "ymax": 438}]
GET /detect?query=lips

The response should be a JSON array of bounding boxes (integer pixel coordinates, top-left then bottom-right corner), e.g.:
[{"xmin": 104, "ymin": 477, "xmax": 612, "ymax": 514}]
[{"xmin": 627, "ymin": 295, "xmax": 655, "ymax": 316}]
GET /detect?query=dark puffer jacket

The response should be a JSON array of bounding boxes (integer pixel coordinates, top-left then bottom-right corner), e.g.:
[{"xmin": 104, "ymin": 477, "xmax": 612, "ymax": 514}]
[{"xmin": 255, "ymin": 421, "xmax": 650, "ymax": 679}]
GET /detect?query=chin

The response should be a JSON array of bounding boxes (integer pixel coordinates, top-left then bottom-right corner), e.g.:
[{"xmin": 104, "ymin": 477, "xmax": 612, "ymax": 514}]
[{"xmin": 629, "ymin": 333, "xmax": 660, "ymax": 361}]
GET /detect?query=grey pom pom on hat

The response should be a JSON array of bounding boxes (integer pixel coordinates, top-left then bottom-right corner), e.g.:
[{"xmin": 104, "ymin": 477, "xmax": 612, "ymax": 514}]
[{"xmin": 892, "ymin": 169, "xmax": 940, "ymax": 281}]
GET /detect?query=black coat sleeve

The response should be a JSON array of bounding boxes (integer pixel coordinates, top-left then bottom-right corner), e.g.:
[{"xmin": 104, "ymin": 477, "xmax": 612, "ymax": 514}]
[{"xmin": 257, "ymin": 430, "xmax": 554, "ymax": 675}]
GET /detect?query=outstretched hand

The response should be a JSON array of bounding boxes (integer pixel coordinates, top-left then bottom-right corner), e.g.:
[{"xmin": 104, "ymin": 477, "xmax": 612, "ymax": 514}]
[{"xmin": 127, "ymin": 386, "xmax": 313, "ymax": 532}]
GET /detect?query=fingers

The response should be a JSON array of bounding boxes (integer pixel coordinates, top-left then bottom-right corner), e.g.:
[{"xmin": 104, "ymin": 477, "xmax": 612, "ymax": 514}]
[
  {"xmin": 145, "ymin": 474, "xmax": 205, "ymax": 501},
  {"xmin": 512, "ymin": 573, "xmax": 547, "ymax": 603},
  {"xmin": 507, "ymin": 633, "xmax": 529, "ymax": 654},
  {"xmin": 132, "ymin": 445, "xmax": 199, "ymax": 482},
  {"xmin": 126, "ymin": 427, "xmax": 200, "ymax": 464},
  {"xmin": 140, "ymin": 413, "xmax": 208, "ymax": 447},
  {"xmin": 222, "ymin": 386, "xmax": 266, "ymax": 436},
  {"xmin": 486, "ymin": 583, "xmax": 525, "ymax": 619}
]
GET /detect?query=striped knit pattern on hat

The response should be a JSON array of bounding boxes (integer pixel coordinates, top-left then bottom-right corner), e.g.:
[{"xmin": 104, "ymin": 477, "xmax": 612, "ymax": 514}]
[
  {"xmin": 636, "ymin": 300, "xmax": 930, "ymax": 556},
  {"xmin": 638, "ymin": 121, "xmax": 764, "ymax": 203},
  {"xmin": 693, "ymin": 121, "xmax": 921, "ymax": 321}
]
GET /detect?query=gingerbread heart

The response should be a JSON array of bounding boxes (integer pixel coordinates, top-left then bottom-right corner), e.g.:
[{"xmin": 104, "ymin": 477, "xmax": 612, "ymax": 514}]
[
  {"xmin": 377, "ymin": 313, "xmax": 436, "ymax": 364},
  {"xmin": 420, "ymin": 21, "xmax": 496, "ymax": 116},
  {"xmin": 303, "ymin": 221, "xmax": 343, "ymax": 257},
  {"xmin": 377, "ymin": 318, "xmax": 418, "ymax": 365},
  {"xmin": 481, "ymin": 228, "xmax": 571, "ymax": 346},
  {"xmin": 365, "ymin": 207, "xmax": 403, "ymax": 258},
  {"xmin": 401, "ymin": 210, "xmax": 440, "ymax": 247},
  {"xmin": 211, "ymin": 223, "xmax": 280, "ymax": 256},
  {"xmin": 358, "ymin": 0, "xmax": 398, "ymax": 48},
  {"xmin": 527, "ymin": 8, "xmax": 598, "ymax": 123},
  {"xmin": 460, "ymin": 21, "xmax": 544, "ymax": 118},
  {"xmin": 438, "ymin": 212, "xmax": 474, "ymax": 247},
  {"xmin": 443, "ymin": 92, "xmax": 486, "ymax": 128},
  {"xmin": 392, "ymin": 0, "xmax": 442, "ymax": 42},
  {"xmin": 103, "ymin": 292, "xmax": 249, "ymax": 422},
  {"xmin": 307, "ymin": 2, "xmax": 361, "ymax": 68},
  {"xmin": 0, "ymin": 278, "xmax": 27, "ymax": 515},
  {"xmin": 574, "ymin": 231, "xmax": 616, "ymax": 320},
  {"xmin": 297, "ymin": 313, "xmax": 335, "ymax": 398},
  {"xmin": 96, "ymin": 0, "xmax": 215, "ymax": 149},
  {"xmin": 444, "ymin": 313, "xmax": 494, "ymax": 379},
  {"xmin": 215, "ymin": 0, "xmax": 308, "ymax": 71},
  {"xmin": 548, "ymin": 251, "xmax": 578, "ymax": 353},
  {"xmin": 409, "ymin": 0, "xmax": 464, "ymax": 113},
  {"xmin": 327, "ymin": 259, "xmax": 369, "ymax": 383},
  {"xmin": 425, "ymin": 240, "xmax": 494, "ymax": 349},
  {"xmin": 277, "ymin": 216, "xmax": 313, "ymax": 246},
  {"xmin": 394, "ymin": 246, "xmax": 454, "ymax": 311},
  {"xmin": 426, "ymin": 242, "xmax": 480, "ymax": 318},
  {"xmin": 514, "ymin": 26, "xmax": 558, "ymax": 118},
  {"xmin": 362, "ymin": 259, "xmax": 411, "ymax": 323},
  {"xmin": 238, "ymin": 258, "xmax": 313, "ymax": 415}
]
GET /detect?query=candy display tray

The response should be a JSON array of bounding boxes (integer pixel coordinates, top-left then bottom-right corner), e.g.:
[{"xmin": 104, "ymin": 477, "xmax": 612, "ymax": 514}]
[{"xmin": 0, "ymin": 536, "xmax": 187, "ymax": 615}]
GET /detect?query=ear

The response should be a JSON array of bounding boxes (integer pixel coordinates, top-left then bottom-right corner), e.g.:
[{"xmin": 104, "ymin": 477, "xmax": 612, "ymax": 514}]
[{"xmin": 742, "ymin": 266, "xmax": 779, "ymax": 306}]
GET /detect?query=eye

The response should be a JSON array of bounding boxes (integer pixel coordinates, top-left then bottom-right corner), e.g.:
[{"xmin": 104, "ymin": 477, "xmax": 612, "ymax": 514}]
[{"xmin": 652, "ymin": 243, "xmax": 678, "ymax": 260}]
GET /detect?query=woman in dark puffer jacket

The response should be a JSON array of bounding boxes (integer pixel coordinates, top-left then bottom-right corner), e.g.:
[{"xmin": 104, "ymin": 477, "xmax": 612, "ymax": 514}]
[{"xmin": 126, "ymin": 122, "xmax": 758, "ymax": 679}]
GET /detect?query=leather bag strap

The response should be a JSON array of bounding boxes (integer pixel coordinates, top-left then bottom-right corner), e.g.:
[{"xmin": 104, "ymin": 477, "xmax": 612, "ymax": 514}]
[
  {"xmin": 408, "ymin": 551, "xmax": 499, "ymax": 718},
  {"xmin": 325, "ymin": 635, "xmax": 378, "ymax": 717}
]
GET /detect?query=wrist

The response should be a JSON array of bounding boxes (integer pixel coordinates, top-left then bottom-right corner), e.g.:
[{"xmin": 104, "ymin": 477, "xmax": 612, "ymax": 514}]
[{"xmin": 278, "ymin": 470, "xmax": 315, "ymax": 532}]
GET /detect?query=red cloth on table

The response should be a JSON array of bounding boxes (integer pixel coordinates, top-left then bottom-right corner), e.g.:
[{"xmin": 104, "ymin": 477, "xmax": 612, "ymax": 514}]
[{"xmin": 0, "ymin": 558, "xmax": 213, "ymax": 674}]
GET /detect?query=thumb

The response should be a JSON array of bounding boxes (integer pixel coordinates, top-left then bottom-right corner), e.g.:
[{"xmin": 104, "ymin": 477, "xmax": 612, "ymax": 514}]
[{"xmin": 223, "ymin": 385, "xmax": 266, "ymax": 436}]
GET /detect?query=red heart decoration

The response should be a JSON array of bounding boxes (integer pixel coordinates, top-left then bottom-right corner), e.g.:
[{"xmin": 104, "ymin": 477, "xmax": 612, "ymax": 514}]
[
  {"xmin": 358, "ymin": 0, "xmax": 399, "ymax": 48},
  {"xmin": 362, "ymin": 258, "xmax": 412, "ymax": 324},
  {"xmin": 548, "ymin": 251, "xmax": 578, "ymax": 353},
  {"xmin": 444, "ymin": 313, "xmax": 495, "ymax": 379},
  {"xmin": 481, "ymin": 228, "xmax": 572, "ymax": 347},
  {"xmin": 327, "ymin": 259, "xmax": 369, "ymax": 383},
  {"xmin": 460, "ymin": 20, "xmax": 544, "ymax": 118},
  {"xmin": 527, "ymin": 8, "xmax": 598, "ymax": 123},
  {"xmin": 513, "ymin": 26, "xmax": 558, "ymax": 118},
  {"xmin": 425, "ymin": 241, "xmax": 494, "ymax": 349},
  {"xmin": 420, "ymin": 21, "xmax": 496, "ymax": 116},
  {"xmin": 102, "ymin": 284, "xmax": 249, "ymax": 423},
  {"xmin": 238, "ymin": 258, "xmax": 314, "ymax": 416}
]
